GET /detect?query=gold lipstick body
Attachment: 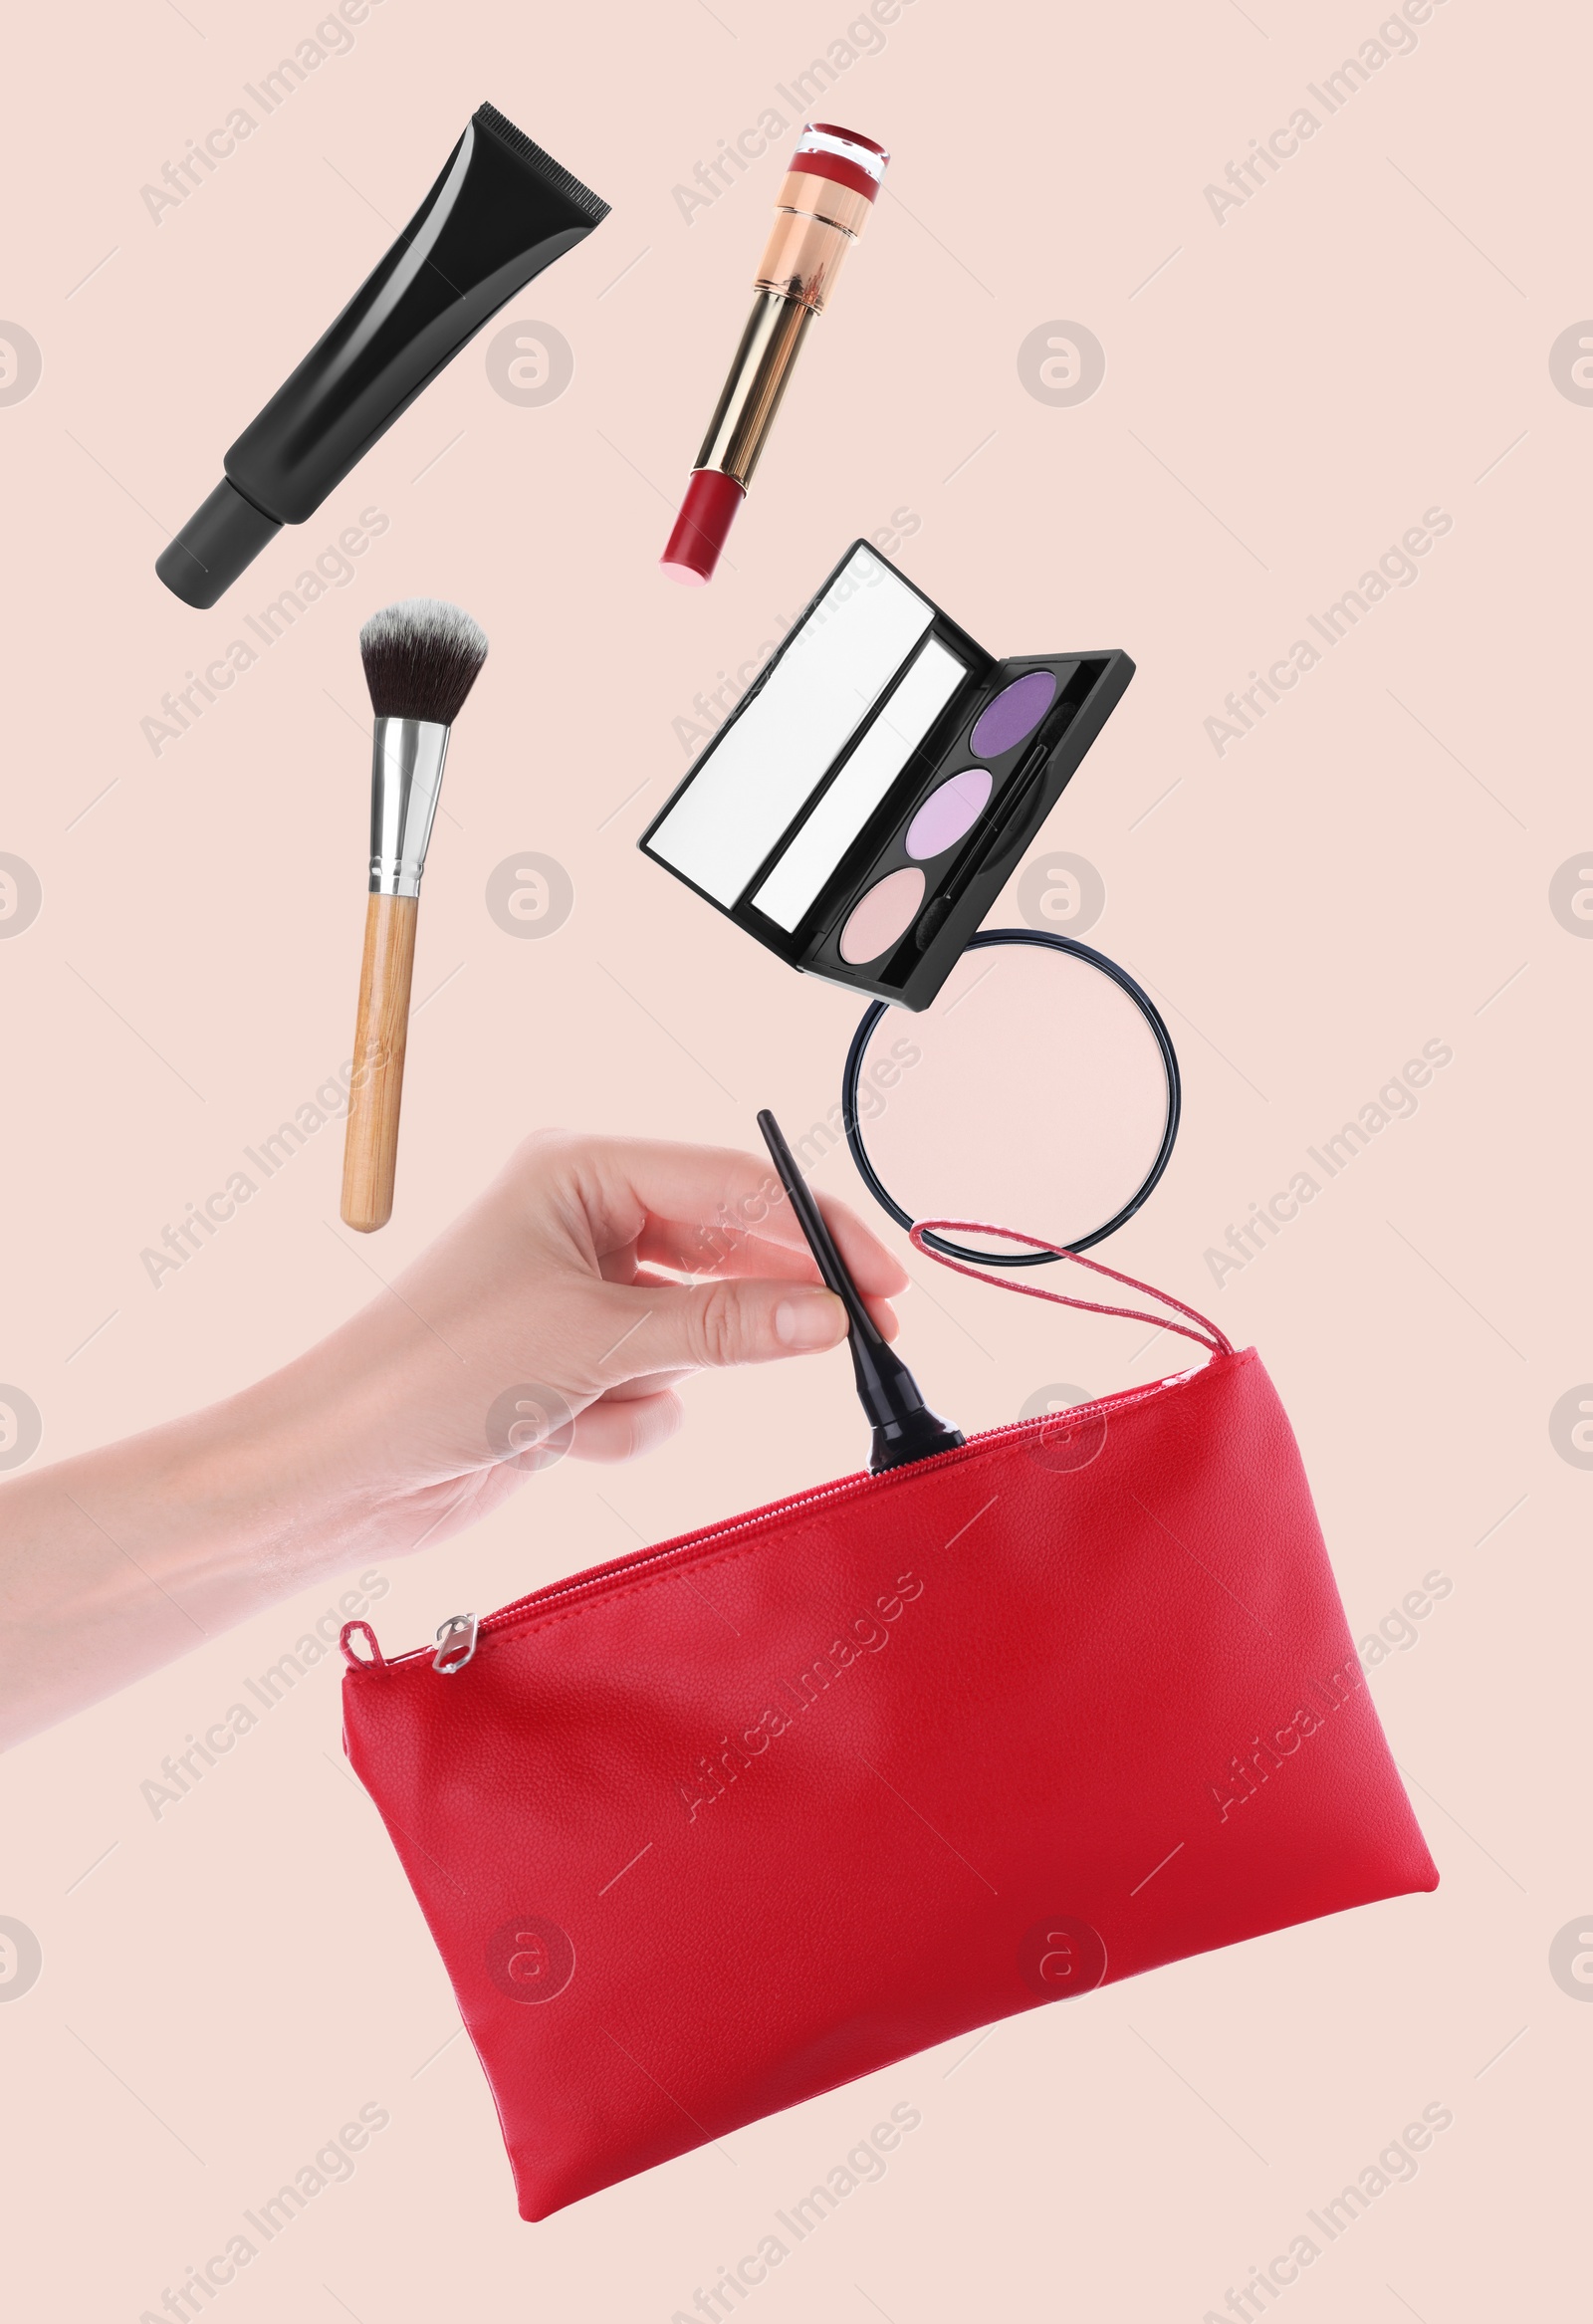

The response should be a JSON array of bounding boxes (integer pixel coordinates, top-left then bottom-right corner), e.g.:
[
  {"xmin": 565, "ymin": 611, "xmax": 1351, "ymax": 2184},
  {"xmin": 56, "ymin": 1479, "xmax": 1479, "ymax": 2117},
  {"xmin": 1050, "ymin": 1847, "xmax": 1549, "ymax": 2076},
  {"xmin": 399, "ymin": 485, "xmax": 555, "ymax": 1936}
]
[{"xmin": 693, "ymin": 166, "xmax": 873, "ymax": 489}]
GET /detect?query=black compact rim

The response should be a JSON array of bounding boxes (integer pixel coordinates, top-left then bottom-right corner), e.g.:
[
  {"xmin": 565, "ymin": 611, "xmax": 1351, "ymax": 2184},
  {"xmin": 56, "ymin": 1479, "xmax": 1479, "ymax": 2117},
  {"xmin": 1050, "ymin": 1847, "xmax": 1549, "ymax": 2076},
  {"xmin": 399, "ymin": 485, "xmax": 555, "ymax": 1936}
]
[{"xmin": 840, "ymin": 929, "xmax": 1182, "ymax": 1267}]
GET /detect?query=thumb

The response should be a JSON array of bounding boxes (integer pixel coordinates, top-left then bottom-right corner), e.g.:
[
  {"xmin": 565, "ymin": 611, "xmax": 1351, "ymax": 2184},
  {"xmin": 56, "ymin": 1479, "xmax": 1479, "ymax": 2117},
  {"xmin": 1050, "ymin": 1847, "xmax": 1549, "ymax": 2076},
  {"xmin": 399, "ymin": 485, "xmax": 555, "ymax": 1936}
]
[{"xmin": 596, "ymin": 1278, "xmax": 849, "ymax": 1382}]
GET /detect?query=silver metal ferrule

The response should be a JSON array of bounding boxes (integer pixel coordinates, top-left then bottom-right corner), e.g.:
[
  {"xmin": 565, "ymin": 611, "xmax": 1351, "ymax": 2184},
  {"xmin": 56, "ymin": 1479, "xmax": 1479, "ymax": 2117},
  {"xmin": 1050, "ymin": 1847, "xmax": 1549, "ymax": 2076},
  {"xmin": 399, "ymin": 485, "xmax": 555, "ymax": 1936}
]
[{"xmin": 368, "ymin": 716, "xmax": 451, "ymax": 897}]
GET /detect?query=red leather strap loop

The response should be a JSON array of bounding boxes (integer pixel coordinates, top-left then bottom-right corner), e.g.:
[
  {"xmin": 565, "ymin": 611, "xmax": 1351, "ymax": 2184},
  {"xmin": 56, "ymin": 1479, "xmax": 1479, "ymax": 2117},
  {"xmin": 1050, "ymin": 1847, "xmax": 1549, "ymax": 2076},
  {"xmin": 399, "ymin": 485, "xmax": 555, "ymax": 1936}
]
[
  {"xmin": 341, "ymin": 1619, "xmax": 387, "ymax": 1671},
  {"xmin": 909, "ymin": 1220, "xmax": 1234, "ymax": 1359}
]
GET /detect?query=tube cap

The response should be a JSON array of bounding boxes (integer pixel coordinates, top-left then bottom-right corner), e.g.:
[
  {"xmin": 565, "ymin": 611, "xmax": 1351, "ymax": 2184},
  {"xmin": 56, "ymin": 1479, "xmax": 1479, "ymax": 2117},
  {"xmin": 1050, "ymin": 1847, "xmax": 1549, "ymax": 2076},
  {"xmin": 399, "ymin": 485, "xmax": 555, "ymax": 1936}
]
[
  {"xmin": 660, "ymin": 469, "xmax": 745, "ymax": 585},
  {"xmin": 156, "ymin": 478, "xmax": 283, "ymax": 608}
]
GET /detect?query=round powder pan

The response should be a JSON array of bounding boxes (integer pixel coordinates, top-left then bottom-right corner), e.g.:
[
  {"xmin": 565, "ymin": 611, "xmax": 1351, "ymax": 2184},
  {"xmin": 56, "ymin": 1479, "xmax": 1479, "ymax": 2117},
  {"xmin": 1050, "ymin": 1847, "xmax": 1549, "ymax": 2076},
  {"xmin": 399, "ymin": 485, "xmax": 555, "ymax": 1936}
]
[{"xmin": 840, "ymin": 929, "xmax": 1181, "ymax": 1264}]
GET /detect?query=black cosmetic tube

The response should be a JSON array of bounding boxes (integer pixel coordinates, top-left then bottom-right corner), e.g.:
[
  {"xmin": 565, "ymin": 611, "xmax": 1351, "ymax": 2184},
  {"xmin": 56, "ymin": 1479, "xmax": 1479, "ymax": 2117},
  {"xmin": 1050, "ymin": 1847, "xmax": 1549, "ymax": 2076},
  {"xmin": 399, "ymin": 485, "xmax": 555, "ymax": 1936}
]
[{"xmin": 156, "ymin": 105, "xmax": 608, "ymax": 608}]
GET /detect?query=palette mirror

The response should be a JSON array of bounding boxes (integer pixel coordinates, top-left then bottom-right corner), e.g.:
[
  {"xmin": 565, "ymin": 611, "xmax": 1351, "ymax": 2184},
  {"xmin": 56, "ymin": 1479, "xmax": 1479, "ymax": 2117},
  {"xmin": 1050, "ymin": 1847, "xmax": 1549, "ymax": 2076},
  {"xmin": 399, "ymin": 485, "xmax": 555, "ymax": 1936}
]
[{"xmin": 841, "ymin": 931, "xmax": 1181, "ymax": 1262}]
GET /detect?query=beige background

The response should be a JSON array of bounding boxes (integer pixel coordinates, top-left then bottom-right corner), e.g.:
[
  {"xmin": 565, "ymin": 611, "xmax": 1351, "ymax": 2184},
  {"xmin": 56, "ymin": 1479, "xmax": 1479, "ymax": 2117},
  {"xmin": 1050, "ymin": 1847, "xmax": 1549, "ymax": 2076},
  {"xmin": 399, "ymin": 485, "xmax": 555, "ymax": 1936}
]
[{"xmin": 0, "ymin": 0, "xmax": 1585, "ymax": 2314}]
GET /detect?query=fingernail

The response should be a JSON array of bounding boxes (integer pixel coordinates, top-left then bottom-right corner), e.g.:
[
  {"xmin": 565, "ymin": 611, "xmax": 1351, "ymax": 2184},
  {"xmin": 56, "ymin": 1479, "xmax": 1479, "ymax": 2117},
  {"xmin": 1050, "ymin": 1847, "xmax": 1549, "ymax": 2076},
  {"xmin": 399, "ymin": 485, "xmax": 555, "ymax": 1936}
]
[{"xmin": 775, "ymin": 1290, "xmax": 845, "ymax": 1350}]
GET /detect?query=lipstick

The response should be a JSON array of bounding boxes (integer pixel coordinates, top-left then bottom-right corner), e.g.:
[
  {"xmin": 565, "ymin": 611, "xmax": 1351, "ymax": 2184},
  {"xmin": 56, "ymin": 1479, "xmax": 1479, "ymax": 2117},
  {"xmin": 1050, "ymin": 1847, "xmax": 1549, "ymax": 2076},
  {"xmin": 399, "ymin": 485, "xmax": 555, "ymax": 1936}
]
[
  {"xmin": 661, "ymin": 124, "xmax": 889, "ymax": 585},
  {"xmin": 757, "ymin": 1108, "xmax": 965, "ymax": 1474}
]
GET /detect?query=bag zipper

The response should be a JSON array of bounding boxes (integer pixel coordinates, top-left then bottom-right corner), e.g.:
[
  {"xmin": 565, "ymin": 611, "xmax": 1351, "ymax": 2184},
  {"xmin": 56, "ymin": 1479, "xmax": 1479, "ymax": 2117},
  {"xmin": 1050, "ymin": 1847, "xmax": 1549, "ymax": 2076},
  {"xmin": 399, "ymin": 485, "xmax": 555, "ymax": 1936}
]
[{"xmin": 399, "ymin": 1359, "xmax": 1213, "ymax": 1678}]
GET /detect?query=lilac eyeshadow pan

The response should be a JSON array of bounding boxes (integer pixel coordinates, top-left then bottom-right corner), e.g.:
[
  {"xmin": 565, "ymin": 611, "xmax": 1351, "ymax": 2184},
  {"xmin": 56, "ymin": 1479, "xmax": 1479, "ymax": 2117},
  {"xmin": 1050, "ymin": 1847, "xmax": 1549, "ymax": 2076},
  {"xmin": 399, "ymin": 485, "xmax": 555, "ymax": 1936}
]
[
  {"xmin": 970, "ymin": 669, "xmax": 1057, "ymax": 759},
  {"xmin": 905, "ymin": 769, "xmax": 993, "ymax": 860}
]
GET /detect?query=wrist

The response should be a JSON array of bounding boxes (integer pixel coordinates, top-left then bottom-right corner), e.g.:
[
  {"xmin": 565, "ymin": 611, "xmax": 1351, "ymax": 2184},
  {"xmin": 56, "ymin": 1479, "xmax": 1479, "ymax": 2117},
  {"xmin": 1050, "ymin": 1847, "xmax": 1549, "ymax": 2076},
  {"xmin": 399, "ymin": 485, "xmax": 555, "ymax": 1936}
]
[
  {"xmin": 0, "ymin": 1334, "xmax": 408, "ymax": 1753},
  {"xmin": 191, "ymin": 1349, "xmax": 391, "ymax": 1599}
]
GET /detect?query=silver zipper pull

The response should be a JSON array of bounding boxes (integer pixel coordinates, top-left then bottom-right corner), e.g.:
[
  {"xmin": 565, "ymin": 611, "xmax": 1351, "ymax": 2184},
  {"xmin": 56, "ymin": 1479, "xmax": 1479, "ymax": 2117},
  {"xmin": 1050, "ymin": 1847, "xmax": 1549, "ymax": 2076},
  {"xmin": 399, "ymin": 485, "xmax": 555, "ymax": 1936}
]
[{"xmin": 433, "ymin": 1612, "xmax": 479, "ymax": 1675}]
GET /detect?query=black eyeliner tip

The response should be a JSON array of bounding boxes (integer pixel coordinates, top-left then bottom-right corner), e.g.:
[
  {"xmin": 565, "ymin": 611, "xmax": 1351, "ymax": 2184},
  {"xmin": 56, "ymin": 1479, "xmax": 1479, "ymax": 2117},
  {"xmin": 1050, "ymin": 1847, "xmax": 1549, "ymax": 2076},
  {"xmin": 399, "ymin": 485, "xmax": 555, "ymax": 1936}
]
[{"xmin": 756, "ymin": 1107, "xmax": 965, "ymax": 1473}]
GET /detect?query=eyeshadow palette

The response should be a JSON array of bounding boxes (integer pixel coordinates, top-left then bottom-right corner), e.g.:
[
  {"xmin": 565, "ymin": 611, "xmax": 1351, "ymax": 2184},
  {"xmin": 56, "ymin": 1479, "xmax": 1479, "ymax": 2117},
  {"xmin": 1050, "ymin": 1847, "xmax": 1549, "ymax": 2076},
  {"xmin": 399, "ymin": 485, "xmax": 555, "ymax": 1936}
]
[{"xmin": 640, "ymin": 543, "xmax": 1134, "ymax": 1009}]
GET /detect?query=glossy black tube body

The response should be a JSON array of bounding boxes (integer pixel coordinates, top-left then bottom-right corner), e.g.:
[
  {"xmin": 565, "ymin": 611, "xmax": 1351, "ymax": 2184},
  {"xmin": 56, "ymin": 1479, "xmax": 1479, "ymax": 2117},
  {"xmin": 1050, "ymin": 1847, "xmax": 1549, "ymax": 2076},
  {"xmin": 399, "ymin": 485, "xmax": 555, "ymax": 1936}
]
[
  {"xmin": 157, "ymin": 106, "xmax": 607, "ymax": 606},
  {"xmin": 756, "ymin": 1110, "xmax": 966, "ymax": 1475}
]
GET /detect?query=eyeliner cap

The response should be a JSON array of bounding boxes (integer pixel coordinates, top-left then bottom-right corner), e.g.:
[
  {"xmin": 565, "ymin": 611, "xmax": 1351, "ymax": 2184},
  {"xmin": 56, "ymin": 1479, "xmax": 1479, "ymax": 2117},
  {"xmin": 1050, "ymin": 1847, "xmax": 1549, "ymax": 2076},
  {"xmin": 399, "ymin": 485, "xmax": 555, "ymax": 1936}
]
[{"xmin": 156, "ymin": 478, "xmax": 283, "ymax": 608}]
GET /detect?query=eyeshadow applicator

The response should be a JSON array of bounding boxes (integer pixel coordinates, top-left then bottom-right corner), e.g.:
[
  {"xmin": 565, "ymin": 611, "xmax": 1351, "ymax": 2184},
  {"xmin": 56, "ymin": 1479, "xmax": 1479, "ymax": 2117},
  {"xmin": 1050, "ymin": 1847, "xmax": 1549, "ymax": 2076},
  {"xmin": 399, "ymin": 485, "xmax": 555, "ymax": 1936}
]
[
  {"xmin": 341, "ymin": 599, "xmax": 488, "ymax": 1234},
  {"xmin": 757, "ymin": 1108, "xmax": 964, "ymax": 1473},
  {"xmin": 661, "ymin": 124, "xmax": 889, "ymax": 585}
]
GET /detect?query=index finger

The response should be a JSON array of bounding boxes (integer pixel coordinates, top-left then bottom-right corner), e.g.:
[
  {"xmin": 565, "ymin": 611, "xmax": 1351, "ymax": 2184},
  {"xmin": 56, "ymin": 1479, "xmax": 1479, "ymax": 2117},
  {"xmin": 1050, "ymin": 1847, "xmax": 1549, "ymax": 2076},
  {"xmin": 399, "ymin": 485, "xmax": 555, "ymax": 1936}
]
[{"xmin": 576, "ymin": 1136, "xmax": 910, "ymax": 1297}]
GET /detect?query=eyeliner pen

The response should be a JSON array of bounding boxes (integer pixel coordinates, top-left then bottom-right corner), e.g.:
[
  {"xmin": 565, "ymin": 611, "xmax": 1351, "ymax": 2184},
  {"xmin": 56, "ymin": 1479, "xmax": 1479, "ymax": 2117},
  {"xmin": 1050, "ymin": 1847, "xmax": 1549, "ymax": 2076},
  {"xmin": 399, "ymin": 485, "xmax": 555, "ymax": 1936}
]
[{"xmin": 757, "ymin": 1108, "xmax": 965, "ymax": 1474}]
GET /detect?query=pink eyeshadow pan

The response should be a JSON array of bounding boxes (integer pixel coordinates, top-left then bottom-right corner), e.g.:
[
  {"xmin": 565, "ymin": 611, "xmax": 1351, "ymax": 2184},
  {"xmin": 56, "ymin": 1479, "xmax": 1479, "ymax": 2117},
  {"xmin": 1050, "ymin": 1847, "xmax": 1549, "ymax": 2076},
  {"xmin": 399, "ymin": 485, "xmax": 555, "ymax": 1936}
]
[
  {"xmin": 905, "ymin": 769, "xmax": 993, "ymax": 860},
  {"xmin": 838, "ymin": 867, "xmax": 925, "ymax": 963}
]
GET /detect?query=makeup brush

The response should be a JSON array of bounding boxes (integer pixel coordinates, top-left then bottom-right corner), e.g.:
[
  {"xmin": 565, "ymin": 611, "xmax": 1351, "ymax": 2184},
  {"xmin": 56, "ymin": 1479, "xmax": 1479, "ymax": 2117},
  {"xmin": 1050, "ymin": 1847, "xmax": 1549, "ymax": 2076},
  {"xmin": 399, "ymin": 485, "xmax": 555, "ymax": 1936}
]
[
  {"xmin": 757, "ymin": 1108, "xmax": 965, "ymax": 1474},
  {"xmin": 340, "ymin": 598, "xmax": 489, "ymax": 1233}
]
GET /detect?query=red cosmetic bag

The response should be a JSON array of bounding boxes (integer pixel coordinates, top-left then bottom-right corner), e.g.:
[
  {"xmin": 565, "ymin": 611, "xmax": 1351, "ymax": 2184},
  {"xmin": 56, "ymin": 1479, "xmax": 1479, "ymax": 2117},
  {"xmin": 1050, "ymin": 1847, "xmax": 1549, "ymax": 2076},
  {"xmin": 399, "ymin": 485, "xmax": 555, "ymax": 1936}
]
[{"xmin": 340, "ymin": 1236, "xmax": 1437, "ymax": 2219}]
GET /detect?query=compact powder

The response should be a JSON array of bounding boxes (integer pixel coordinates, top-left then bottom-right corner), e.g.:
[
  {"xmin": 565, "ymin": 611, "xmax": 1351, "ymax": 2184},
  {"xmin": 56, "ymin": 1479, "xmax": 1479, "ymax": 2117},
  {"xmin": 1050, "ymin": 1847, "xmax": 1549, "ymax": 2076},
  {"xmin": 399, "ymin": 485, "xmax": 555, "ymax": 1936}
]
[
  {"xmin": 971, "ymin": 669, "xmax": 1056, "ymax": 759},
  {"xmin": 850, "ymin": 943, "xmax": 1173, "ymax": 1248},
  {"xmin": 905, "ymin": 769, "xmax": 993, "ymax": 860},
  {"xmin": 838, "ymin": 867, "xmax": 925, "ymax": 962}
]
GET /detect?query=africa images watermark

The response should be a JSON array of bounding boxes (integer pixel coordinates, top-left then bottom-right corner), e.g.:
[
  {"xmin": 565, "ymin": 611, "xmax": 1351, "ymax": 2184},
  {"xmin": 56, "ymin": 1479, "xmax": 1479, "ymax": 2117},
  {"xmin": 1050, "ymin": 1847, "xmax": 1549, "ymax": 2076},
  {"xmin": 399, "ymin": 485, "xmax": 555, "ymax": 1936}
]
[
  {"xmin": 1202, "ymin": 0, "xmax": 1450, "ymax": 226},
  {"xmin": 136, "ymin": 2103, "xmax": 390, "ymax": 2323},
  {"xmin": 139, "ymin": 507, "xmax": 390, "ymax": 757},
  {"xmin": 676, "ymin": 1573, "xmax": 925, "ymax": 1822},
  {"xmin": 139, "ymin": 0, "xmax": 388, "ymax": 225},
  {"xmin": 672, "ymin": 0, "xmax": 917, "ymax": 225},
  {"xmin": 138, "ymin": 1572, "xmax": 389, "ymax": 1818},
  {"xmin": 1201, "ymin": 1039, "xmax": 1453, "ymax": 1289},
  {"xmin": 1205, "ymin": 1587, "xmax": 1455, "ymax": 1823},
  {"xmin": 1208, "ymin": 1651, "xmax": 1366, "ymax": 1824},
  {"xmin": 1209, "ymin": 1564, "xmax": 1457, "ymax": 1824},
  {"xmin": 139, "ymin": 1051, "xmax": 371, "ymax": 1288},
  {"xmin": 671, "ymin": 1040, "xmax": 924, "ymax": 1295},
  {"xmin": 1203, "ymin": 506, "xmax": 1453, "ymax": 759},
  {"xmin": 670, "ymin": 509, "xmax": 922, "ymax": 755},
  {"xmin": 1200, "ymin": 2102, "xmax": 1455, "ymax": 2322},
  {"xmin": 667, "ymin": 2102, "xmax": 924, "ymax": 2322}
]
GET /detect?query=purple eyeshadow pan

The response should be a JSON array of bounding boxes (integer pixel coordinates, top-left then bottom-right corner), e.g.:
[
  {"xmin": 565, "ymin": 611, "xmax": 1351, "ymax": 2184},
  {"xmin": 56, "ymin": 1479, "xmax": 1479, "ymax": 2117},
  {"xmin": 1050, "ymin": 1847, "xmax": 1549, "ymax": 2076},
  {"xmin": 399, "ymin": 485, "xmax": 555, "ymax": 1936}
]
[
  {"xmin": 905, "ymin": 769, "xmax": 993, "ymax": 860},
  {"xmin": 970, "ymin": 669, "xmax": 1056, "ymax": 759}
]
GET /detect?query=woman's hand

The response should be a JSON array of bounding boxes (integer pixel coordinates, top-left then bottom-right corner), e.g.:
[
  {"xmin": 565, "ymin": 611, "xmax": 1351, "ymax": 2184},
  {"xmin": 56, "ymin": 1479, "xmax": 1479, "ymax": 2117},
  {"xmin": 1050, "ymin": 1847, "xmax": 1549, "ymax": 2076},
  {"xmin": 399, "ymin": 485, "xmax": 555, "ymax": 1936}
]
[
  {"xmin": 0, "ymin": 1132, "xmax": 908, "ymax": 1749},
  {"xmin": 289, "ymin": 1128, "xmax": 907, "ymax": 1527}
]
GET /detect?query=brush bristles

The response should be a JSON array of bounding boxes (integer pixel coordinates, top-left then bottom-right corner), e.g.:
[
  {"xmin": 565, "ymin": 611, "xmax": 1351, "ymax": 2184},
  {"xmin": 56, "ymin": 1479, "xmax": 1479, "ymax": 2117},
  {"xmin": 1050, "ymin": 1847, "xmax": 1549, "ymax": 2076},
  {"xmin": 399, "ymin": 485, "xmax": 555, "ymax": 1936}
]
[{"xmin": 359, "ymin": 598, "xmax": 489, "ymax": 727}]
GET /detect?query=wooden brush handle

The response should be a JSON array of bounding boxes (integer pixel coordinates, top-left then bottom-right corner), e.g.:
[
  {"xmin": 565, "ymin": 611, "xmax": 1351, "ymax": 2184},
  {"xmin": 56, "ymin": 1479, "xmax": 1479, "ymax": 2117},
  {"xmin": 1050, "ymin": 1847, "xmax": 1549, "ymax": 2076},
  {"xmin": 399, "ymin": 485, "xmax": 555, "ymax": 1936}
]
[{"xmin": 341, "ymin": 894, "xmax": 418, "ymax": 1233}]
